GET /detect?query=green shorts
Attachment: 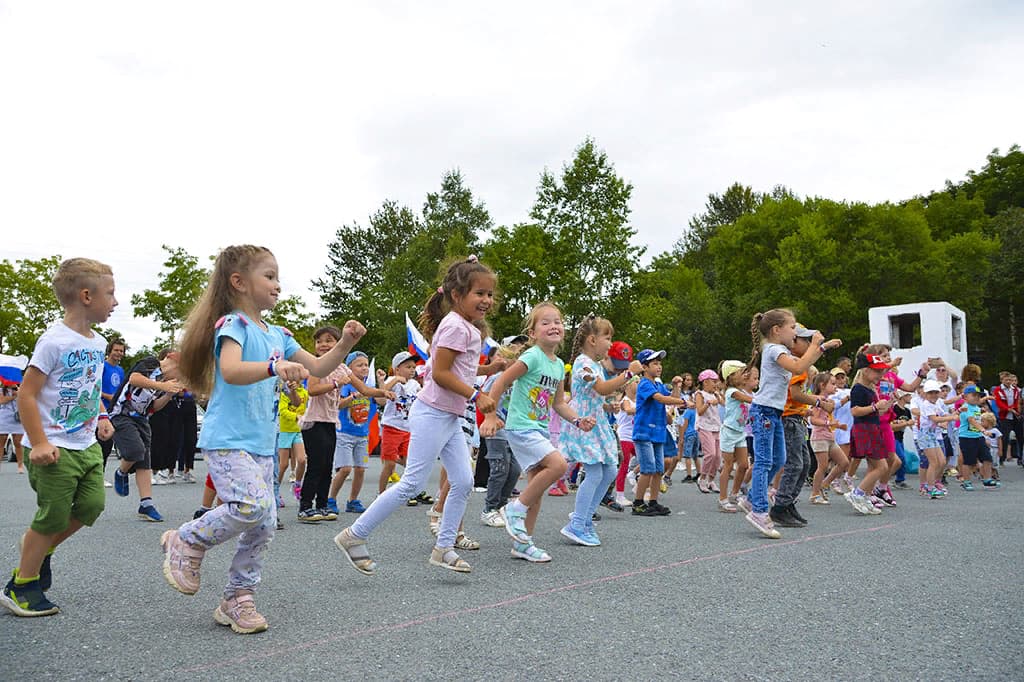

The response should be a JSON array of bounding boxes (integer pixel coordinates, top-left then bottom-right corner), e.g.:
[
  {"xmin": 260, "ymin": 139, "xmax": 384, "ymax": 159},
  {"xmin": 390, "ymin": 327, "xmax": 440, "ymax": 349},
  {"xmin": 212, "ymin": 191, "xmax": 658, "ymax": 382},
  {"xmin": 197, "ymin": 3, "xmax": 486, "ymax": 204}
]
[{"xmin": 25, "ymin": 442, "xmax": 106, "ymax": 535}]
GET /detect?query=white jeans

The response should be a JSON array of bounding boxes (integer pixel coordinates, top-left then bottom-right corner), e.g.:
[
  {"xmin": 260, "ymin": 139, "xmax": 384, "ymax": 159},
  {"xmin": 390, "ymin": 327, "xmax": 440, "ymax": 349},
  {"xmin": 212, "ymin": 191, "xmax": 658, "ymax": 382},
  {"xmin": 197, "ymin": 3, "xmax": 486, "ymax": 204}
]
[{"xmin": 351, "ymin": 400, "xmax": 472, "ymax": 549}]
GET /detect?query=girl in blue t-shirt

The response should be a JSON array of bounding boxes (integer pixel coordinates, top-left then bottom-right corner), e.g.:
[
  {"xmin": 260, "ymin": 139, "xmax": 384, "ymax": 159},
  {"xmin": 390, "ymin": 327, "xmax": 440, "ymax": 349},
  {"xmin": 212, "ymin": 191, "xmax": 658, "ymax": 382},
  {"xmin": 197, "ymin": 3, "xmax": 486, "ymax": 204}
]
[
  {"xmin": 161, "ymin": 244, "xmax": 366, "ymax": 634},
  {"xmin": 481, "ymin": 302, "xmax": 594, "ymax": 563}
]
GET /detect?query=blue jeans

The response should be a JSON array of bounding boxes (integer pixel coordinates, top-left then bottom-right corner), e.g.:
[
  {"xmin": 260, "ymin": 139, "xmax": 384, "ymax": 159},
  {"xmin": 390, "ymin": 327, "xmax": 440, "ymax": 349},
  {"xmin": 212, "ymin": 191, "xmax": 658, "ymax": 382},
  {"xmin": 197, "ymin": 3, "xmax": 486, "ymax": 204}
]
[
  {"xmin": 894, "ymin": 437, "xmax": 907, "ymax": 482},
  {"xmin": 749, "ymin": 404, "xmax": 786, "ymax": 514},
  {"xmin": 634, "ymin": 440, "xmax": 665, "ymax": 474}
]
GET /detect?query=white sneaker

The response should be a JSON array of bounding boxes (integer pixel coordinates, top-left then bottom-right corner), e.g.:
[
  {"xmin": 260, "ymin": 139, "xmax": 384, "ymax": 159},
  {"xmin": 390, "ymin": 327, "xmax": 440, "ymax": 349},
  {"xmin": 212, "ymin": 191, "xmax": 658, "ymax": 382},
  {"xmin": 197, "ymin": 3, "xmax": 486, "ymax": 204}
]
[
  {"xmin": 614, "ymin": 494, "xmax": 629, "ymax": 507},
  {"xmin": 480, "ymin": 510, "xmax": 505, "ymax": 527},
  {"xmin": 154, "ymin": 471, "xmax": 171, "ymax": 485},
  {"xmin": 103, "ymin": 479, "xmax": 113, "ymax": 488},
  {"xmin": 472, "ymin": 487, "xmax": 487, "ymax": 493}
]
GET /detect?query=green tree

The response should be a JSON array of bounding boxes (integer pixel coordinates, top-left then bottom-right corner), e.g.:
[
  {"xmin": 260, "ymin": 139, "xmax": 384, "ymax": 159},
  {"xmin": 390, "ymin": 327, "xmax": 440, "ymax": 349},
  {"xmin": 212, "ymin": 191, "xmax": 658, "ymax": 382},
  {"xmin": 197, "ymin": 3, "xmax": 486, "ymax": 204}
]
[
  {"xmin": 131, "ymin": 246, "xmax": 208, "ymax": 345},
  {"xmin": 0, "ymin": 255, "xmax": 62, "ymax": 355},
  {"xmin": 265, "ymin": 294, "xmax": 317, "ymax": 352},
  {"xmin": 524, "ymin": 138, "xmax": 644, "ymax": 326},
  {"xmin": 946, "ymin": 145, "xmax": 1024, "ymax": 216},
  {"xmin": 313, "ymin": 170, "xmax": 491, "ymax": 361}
]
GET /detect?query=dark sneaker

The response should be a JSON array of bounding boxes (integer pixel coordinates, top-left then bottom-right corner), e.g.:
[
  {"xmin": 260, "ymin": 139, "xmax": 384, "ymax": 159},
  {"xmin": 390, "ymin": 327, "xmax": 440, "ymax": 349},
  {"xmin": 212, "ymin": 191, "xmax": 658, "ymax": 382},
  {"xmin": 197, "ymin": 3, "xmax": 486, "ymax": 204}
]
[
  {"xmin": 649, "ymin": 501, "xmax": 672, "ymax": 516},
  {"xmin": 193, "ymin": 507, "xmax": 210, "ymax": 520},
  {"xmin": 893, "ymin": 480, "xmax": 910, "ymax": 490},
  {"xmin": 1, "ymin": 575, "xmax": 59, "ymax": 617},
  {"xmin": 631, "ymin": 501, "xmax": 658, "ymax": 517},
  {"xmin": 415, "ymin": 491, "xmax": 435, "ymax": 505},
  {"xmin": 591, "ymin": 512, "xmax": 602, "ymax": 521},
  {"xmin": 138, "ymin": 505, "xmax": 164, "ymax": 522},
  {"xmin": 601, "ymin": 498, "xmax": 624, "ymax": 512},
  {"xmin": 297, "ymin": 509, "xmax": 321, "ymax": 523},
  {"xmin": 982, "ymin": 479, "xmax": 1001, "ymax": 488},
  {"xmin": 769, "ymin": 505, "xmax": 802, "ymax": 528},
  {"xmin": 345, "ymin": 499, "xmax": 366, "ymax": 514},
  {"xmin": 787, "ymin": 504, "xmax": 808, "ymax": 526},
  {"xmin": 275, "ymin": 518, "xmax": 285, "ymax": 530},
  {"xmin": 114, "ymin": 469, "xmax": 130, "ymax": 497}
]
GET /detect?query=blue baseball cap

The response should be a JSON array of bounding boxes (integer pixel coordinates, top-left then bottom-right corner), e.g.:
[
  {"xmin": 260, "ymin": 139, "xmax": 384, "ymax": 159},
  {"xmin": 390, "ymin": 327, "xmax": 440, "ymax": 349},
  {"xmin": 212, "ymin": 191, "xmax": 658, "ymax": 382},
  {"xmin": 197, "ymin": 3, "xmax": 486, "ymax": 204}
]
[
  {"xmin": 962, "ymin": 385, "xmax": 980, "ymax": 395},
  {"xmin": 346, "ymin": 351, "xmax": 368, "ymax": 365},
  {"xmin": 636, "ymin": 349, "xmax": 666, "ymax": 364}
]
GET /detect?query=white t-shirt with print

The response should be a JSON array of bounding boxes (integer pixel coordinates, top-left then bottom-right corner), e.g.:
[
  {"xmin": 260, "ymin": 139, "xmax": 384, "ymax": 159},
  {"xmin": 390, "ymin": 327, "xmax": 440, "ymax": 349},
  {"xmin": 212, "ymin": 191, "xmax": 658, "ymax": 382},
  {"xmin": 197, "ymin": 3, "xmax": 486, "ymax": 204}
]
[
  {"xmin": 381, "ymin": 378, "xmax": 420, "ymax": 431},
  {"xmin": 24, "ymin": 323, "xmax": 107, "ymax": 451}
]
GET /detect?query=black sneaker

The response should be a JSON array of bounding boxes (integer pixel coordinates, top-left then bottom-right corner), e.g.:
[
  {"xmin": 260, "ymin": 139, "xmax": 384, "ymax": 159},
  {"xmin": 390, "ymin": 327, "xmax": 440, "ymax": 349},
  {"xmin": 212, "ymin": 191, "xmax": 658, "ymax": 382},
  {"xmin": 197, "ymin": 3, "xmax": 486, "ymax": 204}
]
[
  {"xmin": 893, "ymin": 480, "xmax": 910, "ymax": 490},
  {"xmin": 1, "ymin": 576, "xmax": 59, "ymax": 617},
  {"xmin": 769, "ymin": 505, "xmax": 801, "ymax": 528},
  {"xmin": 649, "ymin": 501, "xmax": 672, "ymax": 516},
  {"xmin": 276, "ymin": 518, "xmax": 285, "ymax": 530},
  {"xmin": 415, "ymin": 491, "xmax": 435, "ymax": 505},
  {"xmin": 193, "ymin": 507, "xmax": 209, "ymax": 520},
  {"xmin": 601, "ymin": 498, "xmax": 625, "ymax": 512},
  {"xmin": 39, "ymin": 554, "xmax": 52, "ymax": 592},
  {"xmin": 787, "ymin": 503, "xmax": 808, "ymax": 526},
  {"xmin": 632, "ymin": 501, "xmax": 657, "ymax": 517},
  {"xmin": 297, "ymin": 509, "xmax": 322, "ymax": 523}
]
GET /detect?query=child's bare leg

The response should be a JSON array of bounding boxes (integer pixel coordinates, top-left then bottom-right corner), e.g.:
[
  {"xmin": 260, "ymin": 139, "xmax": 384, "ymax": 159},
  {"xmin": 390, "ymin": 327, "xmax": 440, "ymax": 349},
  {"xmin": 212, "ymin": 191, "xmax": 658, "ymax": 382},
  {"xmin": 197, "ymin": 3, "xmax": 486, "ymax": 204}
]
[
  {"xmin": 718, "ymin": 452, "xmax": 735, "ymax": 501},
  {"xmin": 379, "ymin": 460, "xmax": 395, "ymax": 494},
  {"xmin": 348, "ymin": 466, "xmax": 365, "ymax": 501},
  {"xmin": 811, "ymin": 450, "xmax": 828, "ymax": 496},
  {"xmin": 732, "ymin": 449, "xmax": 749, "ymax": 496},
  {"xmin": 330, "ymin": 466, "xmax": 351, "ymax": 499}
]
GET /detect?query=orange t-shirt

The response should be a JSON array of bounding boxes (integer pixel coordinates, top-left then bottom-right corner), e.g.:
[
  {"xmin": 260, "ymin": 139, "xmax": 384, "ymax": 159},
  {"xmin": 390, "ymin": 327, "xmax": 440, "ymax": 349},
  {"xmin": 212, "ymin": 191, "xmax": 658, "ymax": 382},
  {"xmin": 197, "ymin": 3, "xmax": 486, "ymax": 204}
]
[{"xmin": 782, "ymin": 372, "xmax": 810, "ymax": 417}]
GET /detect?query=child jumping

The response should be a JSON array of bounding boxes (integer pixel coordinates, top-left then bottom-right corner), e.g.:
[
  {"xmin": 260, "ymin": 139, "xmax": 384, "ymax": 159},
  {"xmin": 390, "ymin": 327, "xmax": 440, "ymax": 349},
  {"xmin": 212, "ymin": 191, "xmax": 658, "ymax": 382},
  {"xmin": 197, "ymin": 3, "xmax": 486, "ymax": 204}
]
[{"xmin": 480, "ymin": 302, "xmax": 593, "ymax": 562}]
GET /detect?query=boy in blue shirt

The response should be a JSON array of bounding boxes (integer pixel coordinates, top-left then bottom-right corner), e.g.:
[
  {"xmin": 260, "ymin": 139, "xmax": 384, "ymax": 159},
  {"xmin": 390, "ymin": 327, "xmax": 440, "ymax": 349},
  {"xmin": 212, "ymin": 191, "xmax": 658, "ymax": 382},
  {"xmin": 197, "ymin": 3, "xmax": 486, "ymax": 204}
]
[
  {"xmin": 329, "ymin": 352, "xmax": 393, "ymax": 513},
  {"xmin": 677, "ymin": 405, "xmax": 699, "ymax": 482},
  {"xmin": 632, "ymin": 350, "xmax": 688, "ymax": 516}
]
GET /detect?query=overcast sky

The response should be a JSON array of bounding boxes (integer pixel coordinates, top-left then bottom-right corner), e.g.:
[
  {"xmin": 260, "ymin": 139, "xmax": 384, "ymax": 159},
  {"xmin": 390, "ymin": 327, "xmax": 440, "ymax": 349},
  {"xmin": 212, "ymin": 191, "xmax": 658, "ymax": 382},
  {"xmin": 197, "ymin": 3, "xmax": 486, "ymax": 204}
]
[{"xmin": 2, "ymin": 1, "xmax": 1021, "ymax": 349}]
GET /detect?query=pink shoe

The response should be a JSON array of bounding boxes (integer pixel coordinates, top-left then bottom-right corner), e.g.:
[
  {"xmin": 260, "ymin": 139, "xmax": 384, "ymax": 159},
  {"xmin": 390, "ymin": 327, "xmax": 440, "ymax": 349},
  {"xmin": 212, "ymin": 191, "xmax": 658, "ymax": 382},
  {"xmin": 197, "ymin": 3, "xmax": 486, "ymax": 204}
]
[
  {"xmin": 558, "ymin": 479, "xmax": 570, "ymax": 495},
  {"xmin": 548, "ymin": 485, "xmax": 565, "ymax": 497},
  {"xmin": 213, "ymin": 592, "xmax": 269, "ymax": 634},
  {"xmin": 292, "ymin": 481, "xmax": 302, "ymax": 501},
  {"xmin": 161, "ymin": 530, "xmax": 205, "ymax": 595}
]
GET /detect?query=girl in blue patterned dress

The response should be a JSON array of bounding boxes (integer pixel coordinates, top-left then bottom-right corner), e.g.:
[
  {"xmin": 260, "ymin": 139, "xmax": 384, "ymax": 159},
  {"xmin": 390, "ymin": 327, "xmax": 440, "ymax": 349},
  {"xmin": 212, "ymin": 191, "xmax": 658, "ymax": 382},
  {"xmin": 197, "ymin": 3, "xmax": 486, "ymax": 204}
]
[{"xmin": 560, "ymin": 315, "xmax": 642, "ymax": 547}]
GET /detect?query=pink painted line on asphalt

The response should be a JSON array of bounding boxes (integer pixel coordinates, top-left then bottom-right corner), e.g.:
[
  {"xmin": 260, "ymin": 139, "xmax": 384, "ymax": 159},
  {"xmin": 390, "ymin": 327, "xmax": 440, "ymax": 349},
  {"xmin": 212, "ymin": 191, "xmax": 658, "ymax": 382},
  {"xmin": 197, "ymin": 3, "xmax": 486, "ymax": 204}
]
[{"xmin": 182, "ymin": 522, "xmax": 895, "ymax": 673}]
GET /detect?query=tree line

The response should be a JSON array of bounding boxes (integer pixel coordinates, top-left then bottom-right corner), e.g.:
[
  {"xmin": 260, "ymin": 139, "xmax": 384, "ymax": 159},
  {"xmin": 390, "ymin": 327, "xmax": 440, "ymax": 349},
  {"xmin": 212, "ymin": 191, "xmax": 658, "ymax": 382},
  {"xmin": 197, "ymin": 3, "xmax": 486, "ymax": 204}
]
[{"xmin": 2, "ymin": 140, "xmax": 1022, "ymax": 379}]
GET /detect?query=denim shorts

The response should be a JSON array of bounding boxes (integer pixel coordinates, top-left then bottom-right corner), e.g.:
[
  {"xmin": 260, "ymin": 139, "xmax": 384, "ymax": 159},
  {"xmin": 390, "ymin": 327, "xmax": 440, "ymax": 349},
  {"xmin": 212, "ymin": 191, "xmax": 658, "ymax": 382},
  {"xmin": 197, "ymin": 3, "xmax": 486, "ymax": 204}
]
[
  {"xmin": 682, "ymin": 432, "xmax": 700, "ymax": 459},
  {"xmin": 505, "ymin": 429, "xmax": 556, "ymax": 471},
  {"xmin": 634, "ymin": 440, "xmax": 665, "ymax": 474}
]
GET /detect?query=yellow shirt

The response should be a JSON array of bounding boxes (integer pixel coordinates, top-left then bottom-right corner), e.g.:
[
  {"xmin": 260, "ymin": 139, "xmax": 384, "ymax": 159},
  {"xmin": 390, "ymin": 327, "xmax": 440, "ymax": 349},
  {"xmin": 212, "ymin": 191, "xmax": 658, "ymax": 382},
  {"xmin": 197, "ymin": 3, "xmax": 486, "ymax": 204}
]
[{"xmin": 278, "ymin": 385, "xmax": 308, "ymax": 433}]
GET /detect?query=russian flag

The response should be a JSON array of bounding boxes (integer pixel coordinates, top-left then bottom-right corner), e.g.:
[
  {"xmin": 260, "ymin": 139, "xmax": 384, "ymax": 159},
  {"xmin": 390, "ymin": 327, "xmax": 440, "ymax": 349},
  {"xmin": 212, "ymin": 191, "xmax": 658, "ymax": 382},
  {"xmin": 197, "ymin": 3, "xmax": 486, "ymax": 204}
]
[
  {"xmin": 0, "ymin": 354, "xmax": 28, "ymax": 387},
  {"xmin": 366, "ymin": 357, "xmax": 382, "ymax": 455},
  {"xmin": 480, "ymin": 336, "xmax": 498, "ymax": 365},
  {"xmin": 406, "ymin": 313, "xmax": 430, "ymax": 363}
]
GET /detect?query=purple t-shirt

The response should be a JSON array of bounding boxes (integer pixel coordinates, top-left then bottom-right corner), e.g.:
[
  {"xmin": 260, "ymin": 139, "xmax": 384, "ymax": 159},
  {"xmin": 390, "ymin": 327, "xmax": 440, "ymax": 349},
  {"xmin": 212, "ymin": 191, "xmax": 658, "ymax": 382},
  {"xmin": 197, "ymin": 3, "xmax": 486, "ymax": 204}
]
[{"xmin": 417, "ymin": 312, "xmax": 482, "ymax": 416}]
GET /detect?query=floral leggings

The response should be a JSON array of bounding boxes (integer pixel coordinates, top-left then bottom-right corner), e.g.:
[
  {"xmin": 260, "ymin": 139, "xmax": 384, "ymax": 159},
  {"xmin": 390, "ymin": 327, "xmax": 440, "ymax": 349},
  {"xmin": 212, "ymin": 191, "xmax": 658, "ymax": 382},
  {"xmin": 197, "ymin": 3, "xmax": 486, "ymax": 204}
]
[{"xmin": 177, "ymin": 449, "xmax": 276, "ymax": 599}]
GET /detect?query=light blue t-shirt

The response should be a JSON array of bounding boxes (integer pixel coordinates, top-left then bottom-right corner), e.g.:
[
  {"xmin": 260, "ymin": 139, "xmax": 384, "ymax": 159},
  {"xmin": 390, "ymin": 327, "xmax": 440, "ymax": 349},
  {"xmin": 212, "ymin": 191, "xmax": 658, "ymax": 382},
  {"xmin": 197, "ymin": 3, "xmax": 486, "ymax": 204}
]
[
  {"xmin": 198, "ymin": 312, "xmax": 301, "ymax": 457},
  {"xmin": 505, "ymin": 345, "xmax": 564, "ymax": 433},
  {"xmin": 722, "ymin": 387, "xmax": 748, "ymax": 433},
  {"xmin": 958, "ymin": 402, "xmax": 983, "ymax": 439}
]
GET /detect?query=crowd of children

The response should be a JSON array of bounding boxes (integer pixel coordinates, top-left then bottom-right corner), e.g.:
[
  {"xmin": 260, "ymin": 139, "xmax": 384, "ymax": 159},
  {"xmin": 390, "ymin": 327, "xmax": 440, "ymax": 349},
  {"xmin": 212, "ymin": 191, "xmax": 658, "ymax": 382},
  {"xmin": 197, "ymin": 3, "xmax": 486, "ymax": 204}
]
[{"xmin": 2, "ymin": 252, "xmax": 1019, "ymax": 638}]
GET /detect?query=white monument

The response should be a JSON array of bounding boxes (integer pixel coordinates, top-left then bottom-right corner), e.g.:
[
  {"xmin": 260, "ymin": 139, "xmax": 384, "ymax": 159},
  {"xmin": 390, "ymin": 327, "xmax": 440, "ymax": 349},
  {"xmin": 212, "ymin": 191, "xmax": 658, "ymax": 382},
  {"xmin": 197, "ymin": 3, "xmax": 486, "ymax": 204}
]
[{"xmin": 868, "ymin": 302, "xmax": 968, "ymax": 374}]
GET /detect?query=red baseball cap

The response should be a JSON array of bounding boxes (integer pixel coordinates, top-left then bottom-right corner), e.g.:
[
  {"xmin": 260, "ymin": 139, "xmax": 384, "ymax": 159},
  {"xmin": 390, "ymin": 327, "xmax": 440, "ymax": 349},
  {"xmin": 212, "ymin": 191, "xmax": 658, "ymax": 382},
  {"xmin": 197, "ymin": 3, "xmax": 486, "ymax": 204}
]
[{"xmin": 608, "ymin": 341, "xmax": 633, "ymax": 369}]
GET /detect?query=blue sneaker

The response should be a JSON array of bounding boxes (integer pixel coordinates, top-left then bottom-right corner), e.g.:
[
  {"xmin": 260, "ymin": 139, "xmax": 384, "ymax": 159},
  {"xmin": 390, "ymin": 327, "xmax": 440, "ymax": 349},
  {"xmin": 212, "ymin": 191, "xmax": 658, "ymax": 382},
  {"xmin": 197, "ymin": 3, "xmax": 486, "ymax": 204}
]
[
  {"xmin": 138, "ymin": 505, "xmax": 164, "ymax": 522},
  {"xmin": 559, "ymin": 522, "xmax": 599, "ymax": 547},
  {"xmin": 345, "ymin": 499, "xmax": 366, "ymax": 513},
  {"xmin": 114, "ymin": 469, "xmax": 130, "ymax": 497},
  {"xmin": 500, "ymin": 503, "xmax": 530, "ymax": 543},
  {"xmin": 326, "ymin": 498, "xmax": 340, "ymax": 515},
  {"xmin": 1, "ymin": 574, "xmax": 59, "ymax": 617},
  {"xmin": 584, "ymin": 521, "xmax": 601, "ymax": 546}
]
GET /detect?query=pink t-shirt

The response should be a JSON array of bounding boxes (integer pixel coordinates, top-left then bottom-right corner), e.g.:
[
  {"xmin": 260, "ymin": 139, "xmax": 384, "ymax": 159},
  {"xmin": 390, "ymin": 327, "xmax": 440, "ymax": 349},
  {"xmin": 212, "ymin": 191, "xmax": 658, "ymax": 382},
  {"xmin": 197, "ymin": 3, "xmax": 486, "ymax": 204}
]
[
  {"xmin": 417, "ymin": 311, "xmax": 482, "ymax": 416},
  {"xmin": 875, "ymin": 371, "xmax": 905, "ymax": 424},
  {"xmin": 301, "ymin": 364, "xmax": 353, "ymax": 427},
  {"xmin": 809, "ymin": 406, "xmax": 833, "ymax": 441}
]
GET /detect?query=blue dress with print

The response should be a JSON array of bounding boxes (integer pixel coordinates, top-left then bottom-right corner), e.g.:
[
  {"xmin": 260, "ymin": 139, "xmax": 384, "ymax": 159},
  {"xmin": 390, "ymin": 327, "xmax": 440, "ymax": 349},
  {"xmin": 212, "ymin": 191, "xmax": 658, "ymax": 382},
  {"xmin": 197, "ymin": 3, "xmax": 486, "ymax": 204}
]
[{"xmin": 560, "ymin": 354, "xmax": 619, "ymax": 466}]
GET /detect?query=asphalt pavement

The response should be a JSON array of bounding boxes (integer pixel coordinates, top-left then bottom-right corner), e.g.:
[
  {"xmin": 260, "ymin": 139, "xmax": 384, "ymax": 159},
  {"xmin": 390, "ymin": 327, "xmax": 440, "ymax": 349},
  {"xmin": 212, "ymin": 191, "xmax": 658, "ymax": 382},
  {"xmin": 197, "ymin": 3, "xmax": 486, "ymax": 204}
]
[{"xmin": 1, "ymin": 455, "xmax": 1022, "ymax": 681}]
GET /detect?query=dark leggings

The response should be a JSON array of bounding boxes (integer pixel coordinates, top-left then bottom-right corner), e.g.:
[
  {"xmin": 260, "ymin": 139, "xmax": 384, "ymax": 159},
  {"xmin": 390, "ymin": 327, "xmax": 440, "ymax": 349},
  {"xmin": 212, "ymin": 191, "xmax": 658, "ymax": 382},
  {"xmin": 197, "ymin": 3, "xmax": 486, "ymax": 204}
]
[
  {"xmin": 300, "ymin": 422, "xmax": 336, "ymax": 511},
  {"xmin": 176, "ymin": 398, "xmax": 198, "ymax": 471},
  {"xmin": 998, "ymin": 418, "xmax": 1022, "ymax": 461}
]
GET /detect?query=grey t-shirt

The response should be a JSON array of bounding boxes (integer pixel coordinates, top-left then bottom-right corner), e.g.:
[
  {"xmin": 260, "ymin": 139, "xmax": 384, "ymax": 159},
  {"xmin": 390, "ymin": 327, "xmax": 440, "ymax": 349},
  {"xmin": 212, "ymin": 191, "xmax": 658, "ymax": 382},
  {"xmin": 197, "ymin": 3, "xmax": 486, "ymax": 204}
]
[{"xmin": 753, "ymin": 343, "xmax": 792, "ymax": 411}]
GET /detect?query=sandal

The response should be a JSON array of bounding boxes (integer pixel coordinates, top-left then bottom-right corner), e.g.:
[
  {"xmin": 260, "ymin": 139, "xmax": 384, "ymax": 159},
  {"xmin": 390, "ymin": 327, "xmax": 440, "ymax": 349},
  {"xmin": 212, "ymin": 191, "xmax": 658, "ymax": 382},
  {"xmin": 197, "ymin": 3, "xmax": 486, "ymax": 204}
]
[
  {"xmin": 416, "ymin": 491, "xmax": 435, "ymax": 505},
  {"xmin": 429, "ymin": 546, "xmax": 472, "ymax": 573},
  {"xmin": 455, "ymin": 532, "xmax": 480, "ymax": 551},
  {"xmin": 429, "ymin": 519, "xmax": 439, "ymax": 537},
  {"xmin": 425, "ymin": 506, "xmax": 442, "ymax": 520},
  {"xmin": 333, "ymin": 528, "xmax": 376, "ymax": 576}
]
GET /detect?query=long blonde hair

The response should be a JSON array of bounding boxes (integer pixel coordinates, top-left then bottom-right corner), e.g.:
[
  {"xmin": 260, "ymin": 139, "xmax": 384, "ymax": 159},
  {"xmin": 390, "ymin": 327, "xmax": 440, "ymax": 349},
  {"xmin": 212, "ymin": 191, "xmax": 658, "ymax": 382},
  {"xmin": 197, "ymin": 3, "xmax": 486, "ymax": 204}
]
[{"xmin": 178, "ymin": 245, "xmax": 273, "ymax": 396}]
